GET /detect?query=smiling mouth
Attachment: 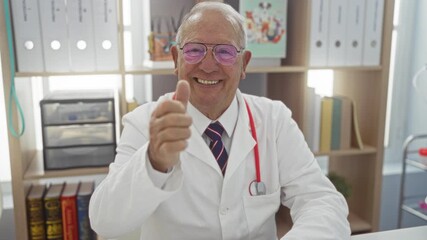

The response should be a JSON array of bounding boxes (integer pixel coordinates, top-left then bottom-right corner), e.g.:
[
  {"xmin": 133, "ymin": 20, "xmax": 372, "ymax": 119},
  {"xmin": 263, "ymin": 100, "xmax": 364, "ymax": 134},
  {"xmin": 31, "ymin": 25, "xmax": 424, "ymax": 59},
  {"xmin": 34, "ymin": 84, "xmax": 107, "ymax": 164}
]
[{"xmin": 194, "ymin": 78, "xmax": 220, "ymax": 85}]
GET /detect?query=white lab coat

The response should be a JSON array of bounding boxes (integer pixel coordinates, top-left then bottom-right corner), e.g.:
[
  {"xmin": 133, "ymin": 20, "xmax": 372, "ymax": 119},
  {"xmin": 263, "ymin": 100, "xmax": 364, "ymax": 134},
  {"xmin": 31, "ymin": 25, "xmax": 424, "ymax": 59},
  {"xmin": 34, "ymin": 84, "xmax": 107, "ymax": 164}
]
[{"xmin": 89, "ymin": 90, "xmax": 351, "ymax": 240}]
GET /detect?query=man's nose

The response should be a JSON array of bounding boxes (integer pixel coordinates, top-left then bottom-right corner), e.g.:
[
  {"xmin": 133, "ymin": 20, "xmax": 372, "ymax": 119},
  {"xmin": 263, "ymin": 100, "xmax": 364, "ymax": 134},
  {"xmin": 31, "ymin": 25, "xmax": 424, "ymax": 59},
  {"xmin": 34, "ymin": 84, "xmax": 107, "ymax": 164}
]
[{"xmin": 199, "ymin": 48, "xmax": 219, "ymax": 72}]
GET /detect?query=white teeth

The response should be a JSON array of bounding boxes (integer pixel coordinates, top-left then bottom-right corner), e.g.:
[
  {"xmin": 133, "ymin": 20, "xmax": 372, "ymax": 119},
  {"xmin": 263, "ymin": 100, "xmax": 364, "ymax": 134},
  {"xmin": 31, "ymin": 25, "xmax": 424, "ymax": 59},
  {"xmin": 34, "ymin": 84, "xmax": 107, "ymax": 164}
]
[{"xmin": 197, "ymin": 79, "xmax": 219, "ymax": 85}]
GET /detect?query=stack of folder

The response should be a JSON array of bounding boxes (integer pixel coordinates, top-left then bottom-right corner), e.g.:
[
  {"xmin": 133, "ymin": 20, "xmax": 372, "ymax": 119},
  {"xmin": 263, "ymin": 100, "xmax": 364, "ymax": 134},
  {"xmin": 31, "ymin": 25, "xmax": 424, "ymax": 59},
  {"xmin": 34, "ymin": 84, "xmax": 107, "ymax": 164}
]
[
  {"xmin": 11, "ymin": 0, "xmax": 119, "ymax": 73},
  {"xmin": 309, "ymin": 0, "xmax": 385, "ymax": 67}
]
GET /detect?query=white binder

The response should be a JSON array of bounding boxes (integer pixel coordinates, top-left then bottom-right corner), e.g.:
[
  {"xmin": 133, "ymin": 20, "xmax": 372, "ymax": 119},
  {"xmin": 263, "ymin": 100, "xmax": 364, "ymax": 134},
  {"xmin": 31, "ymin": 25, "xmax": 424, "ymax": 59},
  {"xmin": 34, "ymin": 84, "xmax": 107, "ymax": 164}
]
[
  {"xmin": 10, "ymin": 0, "xmax": 44, "ymax": 72},
  {"xmin": 67, "ymin": 0, "xmax": 96, "ymax": 72},
  {"xmin": 327, "ymin": 0, "xmax": 348, "ymax": 67},
  {"xmin": 39, "ymin": 0, "xmax": 70, "ymax": 72},
  {"xmin": 92, "ymin": 0, "xmax": 119, "ymax": 71},
  {"xmin": 362, "ymin": 0, "xmax": 384, "ymax": 66},
  {"xmin": 344, "ymin": 0, "xmax": 366, "ymax": 66},
  {"xmin": 309, "ymin": 0, "xmax": 330, "ymax": 67},
  {"xmin": 304, "ymin": 87, "xmax": 321, "ymax": 152}
]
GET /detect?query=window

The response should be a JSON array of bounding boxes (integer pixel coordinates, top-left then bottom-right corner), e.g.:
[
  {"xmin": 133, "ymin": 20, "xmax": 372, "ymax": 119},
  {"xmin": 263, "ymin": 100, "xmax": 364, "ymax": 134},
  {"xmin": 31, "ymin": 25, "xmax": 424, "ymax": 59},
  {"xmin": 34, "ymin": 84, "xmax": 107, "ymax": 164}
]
[{"xmin": 0, "ymin": 52, "xmax": 11, "ymax": 182}]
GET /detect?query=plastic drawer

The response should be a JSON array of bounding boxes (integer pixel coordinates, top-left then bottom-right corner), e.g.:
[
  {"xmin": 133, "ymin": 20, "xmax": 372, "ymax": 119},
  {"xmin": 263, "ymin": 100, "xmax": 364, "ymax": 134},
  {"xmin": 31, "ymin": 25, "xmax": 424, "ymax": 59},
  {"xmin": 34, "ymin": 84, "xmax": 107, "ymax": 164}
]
[
  {"xmin": 41, "ymin": 100, "xmax": 114, "ymax": 125},
  {"xmin": 43, "ymin": 145, "xmax": 116, "ymax": 170},
  {"xmin": 43, "ymin": 123, "xmax": 114, "ymax": 147}
]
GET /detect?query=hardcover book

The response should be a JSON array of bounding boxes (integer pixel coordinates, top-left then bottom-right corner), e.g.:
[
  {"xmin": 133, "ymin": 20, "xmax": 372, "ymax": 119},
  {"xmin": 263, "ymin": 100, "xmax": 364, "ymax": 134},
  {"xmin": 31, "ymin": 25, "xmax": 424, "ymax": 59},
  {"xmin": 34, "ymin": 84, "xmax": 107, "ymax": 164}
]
[
  {"xmin": 26, "ymin": 184, "xmax": 47, "ymax": 240},
  {"xmin": 61, "ymin": 183, "xmax": 80, "ymax": 240},
  {"xmin": 77, "ymin": 181, "xmax": 96, "ymax": 240},
  {"xmin": 331, "ymin": 97, "xmax": 342, "ymax": 150},
  {"xmin": 320, "ymin": 97, "xmax": 333, "ymax": 152},
  {"xmin": 338, "ymin": 96, "xmax": 352, "ymax": 150},
  {"xmin": 44, "ymin": 183, "xmax": 65, "ymax": 240}
]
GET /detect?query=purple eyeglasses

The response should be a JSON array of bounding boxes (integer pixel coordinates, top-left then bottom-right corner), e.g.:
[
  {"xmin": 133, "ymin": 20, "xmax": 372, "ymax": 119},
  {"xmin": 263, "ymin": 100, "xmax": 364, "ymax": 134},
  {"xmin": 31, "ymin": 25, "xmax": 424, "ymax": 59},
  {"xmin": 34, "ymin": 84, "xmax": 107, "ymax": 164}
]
[{"xmin": 179, "ymin": 42, "xmax": 243, "ymax": 66}]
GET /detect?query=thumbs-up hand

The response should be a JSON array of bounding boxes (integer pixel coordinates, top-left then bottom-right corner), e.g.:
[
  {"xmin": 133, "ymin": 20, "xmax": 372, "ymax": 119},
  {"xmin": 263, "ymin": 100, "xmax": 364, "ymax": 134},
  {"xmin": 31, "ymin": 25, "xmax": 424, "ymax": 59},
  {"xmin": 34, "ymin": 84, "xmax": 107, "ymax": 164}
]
[
  {"xmin": 174, "ymin": 79, "xmax": 190, "ymax": 108},
  {"xmin": 148, "ymin": 80, "xmax": 192, "ymax": 172}
]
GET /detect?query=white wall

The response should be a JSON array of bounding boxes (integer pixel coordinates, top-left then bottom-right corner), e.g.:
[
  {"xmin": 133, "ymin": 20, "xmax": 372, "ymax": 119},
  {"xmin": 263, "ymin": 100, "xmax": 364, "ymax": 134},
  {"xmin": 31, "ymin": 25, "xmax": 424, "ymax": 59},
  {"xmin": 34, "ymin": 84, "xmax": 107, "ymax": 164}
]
[
  {"xmin": 383, "ymin": 0, "xmax": 427, "ymax": 163},
  {"xmin": 380, "ymin": 0, "xmax": 427, "ymax": 230},
  {"xmin": 407, "ymin": 0, "xmax": 427, "ymax": 136},
  {"xmin": 0, "ymin": 51, "xmax": 11, "ymax": 182},
  {"xmin": 383, "ymin": 0, "xmax": 417, "ymax": 164}
]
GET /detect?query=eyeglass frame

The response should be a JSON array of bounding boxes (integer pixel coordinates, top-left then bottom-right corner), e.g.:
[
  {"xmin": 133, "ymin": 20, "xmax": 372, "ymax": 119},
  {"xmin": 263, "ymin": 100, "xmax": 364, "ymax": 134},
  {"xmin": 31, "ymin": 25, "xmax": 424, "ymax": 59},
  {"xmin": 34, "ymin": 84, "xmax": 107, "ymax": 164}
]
[{"xmin": 178, "ymin": 42, "xmax": 245, "ymax": 66}]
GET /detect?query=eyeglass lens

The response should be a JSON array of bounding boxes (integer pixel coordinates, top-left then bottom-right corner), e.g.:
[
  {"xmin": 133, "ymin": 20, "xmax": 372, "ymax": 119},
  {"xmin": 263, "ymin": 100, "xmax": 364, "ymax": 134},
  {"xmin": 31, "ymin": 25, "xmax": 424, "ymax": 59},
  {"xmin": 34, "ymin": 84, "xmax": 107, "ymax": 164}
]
[{"xmin": 181, "ymin": 43, "xmax": 239, "ymax": 65}]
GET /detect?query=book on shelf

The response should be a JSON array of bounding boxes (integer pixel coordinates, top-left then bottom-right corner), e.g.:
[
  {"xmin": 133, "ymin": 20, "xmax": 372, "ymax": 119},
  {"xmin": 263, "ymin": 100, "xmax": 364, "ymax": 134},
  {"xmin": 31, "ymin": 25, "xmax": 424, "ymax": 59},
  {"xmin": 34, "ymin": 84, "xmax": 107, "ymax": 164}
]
[
  {"xmin": 331, "ymin": 96, "xmax": 343, "ymax": 150},
  {"xmin": 351, "ymin": 99, "xmax": 364, "ymax": 150},
  {"xmin": 318, "ymin": 96, "xmax": 363, "ymax": 153},
  {"xmin": 339, "ymin": 96, "xmax": 352, "ymax": 150},
  {"xmin": 77, "ymin": 181, "xmax": 96, "ymax": 240},
  {"xmin": 26, "ymin": 184, "xmax": 47, "ymax": 240},
  {"xmin": 304, "ymin": 87, "xmax": 322, "ymax": 152},
  {"xmin": 320, "ymin": 97, "xmax": 333, "ymax": 152},
  {"xmin": 44, "ymin": 183, "xmax": 65, "ymax": 240},
  {"xmin": 61, "ymin": 183, "xmax": 80, "ymax": 240}
]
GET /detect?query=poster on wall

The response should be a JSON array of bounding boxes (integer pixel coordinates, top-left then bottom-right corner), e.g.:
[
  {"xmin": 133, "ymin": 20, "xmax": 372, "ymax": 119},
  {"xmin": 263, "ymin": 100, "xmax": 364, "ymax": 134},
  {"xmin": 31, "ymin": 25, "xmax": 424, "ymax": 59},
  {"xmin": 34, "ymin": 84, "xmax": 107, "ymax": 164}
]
[{"xmin": 239, "ymin": 0, "xmax": 287, "ymax": 58}]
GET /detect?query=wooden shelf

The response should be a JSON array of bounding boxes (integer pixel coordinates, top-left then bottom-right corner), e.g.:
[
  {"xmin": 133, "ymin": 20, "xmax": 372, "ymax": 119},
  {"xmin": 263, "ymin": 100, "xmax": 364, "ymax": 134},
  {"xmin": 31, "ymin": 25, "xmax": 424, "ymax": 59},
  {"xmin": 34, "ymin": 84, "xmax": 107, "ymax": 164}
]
[
  {"xmin": 349, "ymin": 212, "xmax": 372, "ymax": 234},
  {"xmin": 314, "ymin": 145, "xmax": 377, "ymax": 157},
  {"xmin": 308, "ymin": 66, "xmax": 383, "ymax": 71},
  {"xmin": 15, "ymin": 65, "xmax": 381, "ymax": 77},
  {"xmin": 24, "ymin": 151, "xmax": 109, "ymax": 180},
  {"xmin": 0, "ymin": 0, "xmax": 395, "ymax": 239},
  {"xmin": 246, "ymin": 66, "xmax": 307, "ymax": 73},
  {"xmin": 124, "ymin": 64, "xmax": 307, "ymax": 75},
  {"xmin": 15, "ymin": 70, "xmax": 122, "ymax": 77},
  {"xmin": 124, "ymin": 65, "xmax": 175, "ymax": 75}
]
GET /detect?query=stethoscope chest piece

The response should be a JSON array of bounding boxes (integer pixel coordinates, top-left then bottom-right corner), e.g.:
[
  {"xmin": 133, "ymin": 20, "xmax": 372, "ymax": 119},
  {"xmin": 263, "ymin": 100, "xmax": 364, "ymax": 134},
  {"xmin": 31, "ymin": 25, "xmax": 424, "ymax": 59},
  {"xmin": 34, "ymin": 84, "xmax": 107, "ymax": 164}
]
[{"xmin": 249, "ymin": 180, "xmax": 266, "ymax": 196}]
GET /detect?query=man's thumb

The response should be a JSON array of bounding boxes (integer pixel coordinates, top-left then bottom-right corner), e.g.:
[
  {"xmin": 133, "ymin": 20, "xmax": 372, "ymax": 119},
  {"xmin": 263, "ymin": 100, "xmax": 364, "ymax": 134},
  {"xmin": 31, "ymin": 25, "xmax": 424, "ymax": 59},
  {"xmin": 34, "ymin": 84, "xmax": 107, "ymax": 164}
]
[{"xmin": 174, "ymin": 80, "xmax": 190, "ymax": 109}]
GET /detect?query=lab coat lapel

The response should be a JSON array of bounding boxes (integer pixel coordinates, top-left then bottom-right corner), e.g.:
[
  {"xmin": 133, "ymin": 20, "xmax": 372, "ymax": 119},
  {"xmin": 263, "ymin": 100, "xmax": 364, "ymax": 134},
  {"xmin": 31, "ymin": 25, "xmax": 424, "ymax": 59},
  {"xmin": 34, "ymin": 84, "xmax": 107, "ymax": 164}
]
[
  {"xmin": 185, "ymin": 125, "xmax": 222, "ymax": 174},
  {"xmin": 225, "ymin": 92, "xmax": 256, "ymax": 180}
]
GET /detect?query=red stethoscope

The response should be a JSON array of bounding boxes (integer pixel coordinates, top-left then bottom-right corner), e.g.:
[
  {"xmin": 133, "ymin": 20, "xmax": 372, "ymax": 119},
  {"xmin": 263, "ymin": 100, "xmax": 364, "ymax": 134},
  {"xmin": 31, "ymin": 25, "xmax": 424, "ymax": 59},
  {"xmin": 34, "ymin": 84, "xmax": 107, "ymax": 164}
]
[
  {"xmin": 244, "ymin": 99, "xmax": 266, "ymax": 196},
  {"xmin": 173, "ymin": 93, "xmax": 265, "ymax": 196}
]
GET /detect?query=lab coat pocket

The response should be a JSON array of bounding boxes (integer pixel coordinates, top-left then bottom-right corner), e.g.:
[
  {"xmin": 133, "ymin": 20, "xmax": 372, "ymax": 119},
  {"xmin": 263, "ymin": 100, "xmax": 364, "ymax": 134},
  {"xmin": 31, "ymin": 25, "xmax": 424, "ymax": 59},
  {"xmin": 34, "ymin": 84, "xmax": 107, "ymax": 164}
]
[{"xmin": 243, "ymin": 188, "xmax": 281, "ymax": 238}]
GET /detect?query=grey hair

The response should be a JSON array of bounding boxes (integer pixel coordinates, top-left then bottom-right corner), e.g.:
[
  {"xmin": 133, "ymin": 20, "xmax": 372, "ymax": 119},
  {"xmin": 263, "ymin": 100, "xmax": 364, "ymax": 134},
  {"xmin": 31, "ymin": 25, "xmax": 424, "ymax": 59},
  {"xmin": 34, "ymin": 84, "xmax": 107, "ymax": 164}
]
[{"xmin": 175, "ymin": 1, "xmax": 247, "ymax": 49}]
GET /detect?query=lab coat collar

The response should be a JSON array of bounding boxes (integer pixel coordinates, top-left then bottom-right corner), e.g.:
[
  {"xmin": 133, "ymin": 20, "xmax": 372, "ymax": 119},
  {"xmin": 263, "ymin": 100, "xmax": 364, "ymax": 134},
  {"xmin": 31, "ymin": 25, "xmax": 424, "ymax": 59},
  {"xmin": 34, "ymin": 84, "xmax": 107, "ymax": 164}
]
[
  {"xmin": 187, "ymin": 97, "xmax": 238, "ymax": 140},
  {"xmin": 184, "ymin": 90, "xmax": 256, "ymax": 178}
]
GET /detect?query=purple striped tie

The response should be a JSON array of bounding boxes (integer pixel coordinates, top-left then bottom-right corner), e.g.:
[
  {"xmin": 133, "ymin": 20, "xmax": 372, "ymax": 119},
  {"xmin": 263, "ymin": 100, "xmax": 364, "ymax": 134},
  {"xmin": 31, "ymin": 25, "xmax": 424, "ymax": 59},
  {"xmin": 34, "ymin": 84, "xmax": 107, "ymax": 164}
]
[{"xmin": 205, "ymin": 122, "xmax": 228, "ymax": 175}]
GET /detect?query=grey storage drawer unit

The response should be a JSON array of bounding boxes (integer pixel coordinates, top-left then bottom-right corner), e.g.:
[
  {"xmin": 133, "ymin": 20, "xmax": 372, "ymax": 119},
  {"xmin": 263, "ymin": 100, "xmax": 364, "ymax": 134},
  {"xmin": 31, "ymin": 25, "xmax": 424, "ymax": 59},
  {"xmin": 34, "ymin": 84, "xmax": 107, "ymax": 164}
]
[{"xmin": 40, "ymin": 90, "xmax": 117, "ymax": 170}]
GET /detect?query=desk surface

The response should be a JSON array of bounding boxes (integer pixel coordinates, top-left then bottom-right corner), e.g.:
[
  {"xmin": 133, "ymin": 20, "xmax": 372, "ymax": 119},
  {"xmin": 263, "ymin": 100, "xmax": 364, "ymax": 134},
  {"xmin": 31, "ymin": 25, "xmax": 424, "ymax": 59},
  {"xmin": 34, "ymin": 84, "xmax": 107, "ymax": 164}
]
[{"xmin": 351, "ymin": 226, "xmax": 427, "ymax": 240}]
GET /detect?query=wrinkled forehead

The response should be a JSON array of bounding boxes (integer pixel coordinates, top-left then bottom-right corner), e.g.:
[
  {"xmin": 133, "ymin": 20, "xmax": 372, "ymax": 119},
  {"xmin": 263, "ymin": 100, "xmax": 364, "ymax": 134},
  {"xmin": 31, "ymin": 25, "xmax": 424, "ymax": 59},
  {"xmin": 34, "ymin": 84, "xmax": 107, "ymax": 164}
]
[{"xmin": 181, "ymin": 10, "xmax": 240, "ymax": 46}]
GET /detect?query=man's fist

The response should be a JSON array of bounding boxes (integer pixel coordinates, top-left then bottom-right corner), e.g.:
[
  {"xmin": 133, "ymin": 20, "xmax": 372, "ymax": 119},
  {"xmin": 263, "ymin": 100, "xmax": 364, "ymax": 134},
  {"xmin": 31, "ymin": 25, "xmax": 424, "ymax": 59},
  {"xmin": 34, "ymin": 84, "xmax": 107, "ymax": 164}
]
[{"xmin": 148, "ymin": 80, "xmax": 192, "ymax": 172}]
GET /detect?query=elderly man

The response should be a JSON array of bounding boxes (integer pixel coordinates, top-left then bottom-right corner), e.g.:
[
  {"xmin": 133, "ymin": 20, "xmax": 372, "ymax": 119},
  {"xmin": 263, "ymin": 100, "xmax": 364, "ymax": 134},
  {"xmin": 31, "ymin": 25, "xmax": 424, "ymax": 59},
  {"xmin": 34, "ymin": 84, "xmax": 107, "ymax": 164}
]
[{"xmin": 89, "ymin": 2, "xmax": 351, "ymax": 239}]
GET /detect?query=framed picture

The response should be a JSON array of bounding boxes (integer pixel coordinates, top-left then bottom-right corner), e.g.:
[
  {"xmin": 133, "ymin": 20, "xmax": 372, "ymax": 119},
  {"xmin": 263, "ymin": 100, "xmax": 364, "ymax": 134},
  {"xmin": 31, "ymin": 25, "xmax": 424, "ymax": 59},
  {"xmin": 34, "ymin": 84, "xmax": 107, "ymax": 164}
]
[{"xmin": 239, "ymin": 0, "xmax": 287, "ymax": 58}]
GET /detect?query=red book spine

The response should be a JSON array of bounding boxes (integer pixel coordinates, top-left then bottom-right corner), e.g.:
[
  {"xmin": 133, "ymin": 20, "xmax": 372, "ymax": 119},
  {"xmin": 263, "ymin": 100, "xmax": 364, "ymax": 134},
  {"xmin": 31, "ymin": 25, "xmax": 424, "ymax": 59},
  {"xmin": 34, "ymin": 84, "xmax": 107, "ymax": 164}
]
[{"xmin": 61, "ymin": 196, "xmax": 78, "ymax": 240}]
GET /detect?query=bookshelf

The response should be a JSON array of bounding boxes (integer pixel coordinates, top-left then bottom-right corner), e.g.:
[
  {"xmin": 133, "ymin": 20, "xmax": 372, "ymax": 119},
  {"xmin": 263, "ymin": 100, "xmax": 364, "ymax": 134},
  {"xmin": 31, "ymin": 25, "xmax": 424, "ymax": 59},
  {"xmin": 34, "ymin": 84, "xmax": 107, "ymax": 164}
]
[{"xmin": 0, "ymin": 0, "xmax": 394, "ymax": 239}]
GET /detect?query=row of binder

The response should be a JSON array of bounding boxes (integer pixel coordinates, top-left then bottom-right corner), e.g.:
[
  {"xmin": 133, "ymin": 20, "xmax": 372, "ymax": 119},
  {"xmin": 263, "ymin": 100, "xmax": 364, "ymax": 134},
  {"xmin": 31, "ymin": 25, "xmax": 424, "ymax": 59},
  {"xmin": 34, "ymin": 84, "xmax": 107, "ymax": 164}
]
[
  {"xmin": 11, "ymin": 0, "xmax": 119, "ymax": 73},
  {"xmin": 309, "ymin": 0, "xmax": 385, "ymax": 67}
]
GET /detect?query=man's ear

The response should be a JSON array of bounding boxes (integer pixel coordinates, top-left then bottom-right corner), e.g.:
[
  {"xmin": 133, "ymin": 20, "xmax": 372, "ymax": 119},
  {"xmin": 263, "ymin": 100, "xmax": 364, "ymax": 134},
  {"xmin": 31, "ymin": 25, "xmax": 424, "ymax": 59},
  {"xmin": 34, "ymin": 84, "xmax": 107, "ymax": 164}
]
[
  {"xmin": 240, "ymin": 50, "xmax": 252, "ymax": 80},
  {"xmin": 171, "ymin": 45, "xmax": 179, "ymax": 75}
]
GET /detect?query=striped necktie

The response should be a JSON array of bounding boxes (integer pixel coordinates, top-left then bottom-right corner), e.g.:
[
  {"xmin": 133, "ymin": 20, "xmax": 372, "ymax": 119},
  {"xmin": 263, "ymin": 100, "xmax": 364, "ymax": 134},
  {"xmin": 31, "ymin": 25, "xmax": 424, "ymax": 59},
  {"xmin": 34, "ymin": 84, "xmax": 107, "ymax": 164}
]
[{"xmin": 205, "ymin": 122, "xmax": 228, "ymax": 175}]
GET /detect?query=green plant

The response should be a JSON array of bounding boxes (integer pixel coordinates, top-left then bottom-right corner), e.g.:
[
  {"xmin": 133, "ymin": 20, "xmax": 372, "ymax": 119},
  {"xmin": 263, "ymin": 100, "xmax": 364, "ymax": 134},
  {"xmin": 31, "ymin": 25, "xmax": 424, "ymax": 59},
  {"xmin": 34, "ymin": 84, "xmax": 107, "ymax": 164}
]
[{"xmin": 327, "ymin": 172, "xmax": 352, "ymax": 199}]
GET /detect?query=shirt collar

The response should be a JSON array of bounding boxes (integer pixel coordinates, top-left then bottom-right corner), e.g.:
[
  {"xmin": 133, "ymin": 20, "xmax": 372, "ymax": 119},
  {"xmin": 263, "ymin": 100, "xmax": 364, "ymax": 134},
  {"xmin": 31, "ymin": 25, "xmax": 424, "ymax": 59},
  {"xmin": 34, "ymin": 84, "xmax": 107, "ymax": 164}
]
[{"xmin": 188, "ymin": 96, "xmax": 238, "ymax": 138}]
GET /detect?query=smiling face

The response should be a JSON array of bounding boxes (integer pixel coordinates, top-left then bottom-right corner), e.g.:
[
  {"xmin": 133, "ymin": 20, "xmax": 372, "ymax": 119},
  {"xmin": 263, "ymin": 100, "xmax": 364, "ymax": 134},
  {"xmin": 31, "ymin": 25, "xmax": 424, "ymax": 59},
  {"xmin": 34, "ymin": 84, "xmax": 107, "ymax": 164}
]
[{"xmin": 172, "ymin": 9, "xmax": 252, "ymax": 120}]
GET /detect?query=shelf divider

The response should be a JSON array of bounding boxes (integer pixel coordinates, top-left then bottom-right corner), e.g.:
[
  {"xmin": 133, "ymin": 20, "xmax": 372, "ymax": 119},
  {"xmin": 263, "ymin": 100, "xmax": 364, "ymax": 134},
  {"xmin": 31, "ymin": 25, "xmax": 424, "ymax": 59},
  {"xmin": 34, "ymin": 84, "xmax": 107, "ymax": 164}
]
[{"xmin": 24, "ymin": 151, "xmax": 109, "ymax": 180}]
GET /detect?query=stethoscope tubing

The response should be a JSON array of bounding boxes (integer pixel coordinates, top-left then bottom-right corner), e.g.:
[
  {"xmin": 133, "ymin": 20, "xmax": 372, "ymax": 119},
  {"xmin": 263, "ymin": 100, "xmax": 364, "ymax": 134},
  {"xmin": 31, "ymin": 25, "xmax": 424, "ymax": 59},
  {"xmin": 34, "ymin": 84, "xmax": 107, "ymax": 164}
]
[{"xmin": 244, "ymin": 99, "xmax": 261, "ymax": 184}]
